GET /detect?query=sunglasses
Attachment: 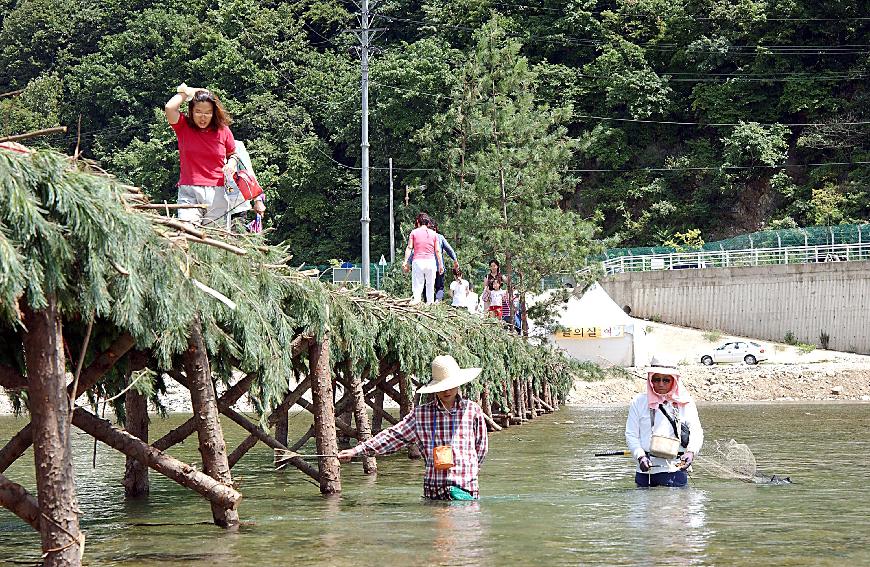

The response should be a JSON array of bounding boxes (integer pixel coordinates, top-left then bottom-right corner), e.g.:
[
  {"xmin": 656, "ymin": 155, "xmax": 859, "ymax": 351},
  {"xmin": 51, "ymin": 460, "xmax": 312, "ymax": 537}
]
[{"xmin": 651, "ymin": 376, "xmax": 673, "ymax": 384}]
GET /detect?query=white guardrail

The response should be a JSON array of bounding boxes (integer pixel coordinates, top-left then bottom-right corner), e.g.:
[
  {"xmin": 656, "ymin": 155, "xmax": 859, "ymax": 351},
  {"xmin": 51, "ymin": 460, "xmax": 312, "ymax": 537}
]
[{"xmin": 601, "ymin": 242, "xmax": 870, "ymax": 275}]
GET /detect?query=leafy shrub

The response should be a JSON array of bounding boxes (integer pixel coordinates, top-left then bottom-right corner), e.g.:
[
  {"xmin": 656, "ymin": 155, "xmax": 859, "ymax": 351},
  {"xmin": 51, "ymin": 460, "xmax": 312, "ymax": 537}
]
[
  {"xmin": 797, "ymin": 343, "xmax": 816, "ymax": 354},
  {"xmin": 703, "ymin": 329, "xmax": 723, "ymax": 342},
  {"xmin": 784, "ymin": 331, "xmax": 798, "ymax": 345}
]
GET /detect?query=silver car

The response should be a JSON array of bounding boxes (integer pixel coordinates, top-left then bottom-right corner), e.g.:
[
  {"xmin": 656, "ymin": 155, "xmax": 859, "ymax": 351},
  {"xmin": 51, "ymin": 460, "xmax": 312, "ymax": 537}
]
[{"xmin": 700, "ymin": 341, "xmax": 768, "ymax": 366}]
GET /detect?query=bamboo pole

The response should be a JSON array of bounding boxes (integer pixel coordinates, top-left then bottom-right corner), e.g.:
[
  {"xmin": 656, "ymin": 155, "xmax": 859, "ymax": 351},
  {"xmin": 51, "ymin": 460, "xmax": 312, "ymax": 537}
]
[
  {"xmin": 0, "ymin": 473, "xmax": 40, "ymax": 530},
  {"xmin": 309, "ymin": 336, "xmax": 341, "ymax": 494},
  {"xmin": 182, "ymin": 316, "xmax": 239, "ymax": 528},
  {"xmin": 22, "ymin": 300, "xmax": 82, "ymax": 567},
  {"xmin": 71, "ymin": 408, "xmax": 241, "ymax": 510}
]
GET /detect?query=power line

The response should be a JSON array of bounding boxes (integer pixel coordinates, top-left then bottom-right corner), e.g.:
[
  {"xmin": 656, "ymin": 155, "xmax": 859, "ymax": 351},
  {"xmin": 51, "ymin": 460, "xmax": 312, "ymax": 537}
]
[
  {"xmin": 384, "ymin": 14, "xmax": 870, "ymax": 56},
  {"xmin": 564, "ymin": 161, "xmax": 870, "ymax": 172},
  {"xmin": 573, "ymin": 114, "xmax": 870, "ymax": 127},
  {"xmin": 487, "ymin": 0, "xmax": 870, "ymax": 22}
]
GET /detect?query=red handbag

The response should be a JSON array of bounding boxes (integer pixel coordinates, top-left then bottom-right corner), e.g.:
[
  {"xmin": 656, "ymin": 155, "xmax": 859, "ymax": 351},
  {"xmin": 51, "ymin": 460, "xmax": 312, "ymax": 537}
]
[{"xmin": 232, "ymin": 168, "xmax": 264, "ymax": 201}]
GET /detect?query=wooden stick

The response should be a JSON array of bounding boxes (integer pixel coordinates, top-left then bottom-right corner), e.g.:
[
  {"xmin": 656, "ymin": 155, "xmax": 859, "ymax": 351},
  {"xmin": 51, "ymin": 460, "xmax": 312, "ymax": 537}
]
[
  {"xmin": 0, "ymin": 89, "xmax": 24, "ymax": 98},
  {"xmin": 533, "ymin": 395, "xmax": 555, "ymax": 413},
  {"xmin": 0, "ymin": 473, "xmax": 40, "ymax": 530},
  {"xmin": 146, "ymin": 216, "xmax": 206, "ymax": 238},
  {"xmin": 184, "ymin": 235, "xmax": 247, "ymax": 256},
  {"xmin": 133, "ymin": 204, "xmax": 209, "ymax": 210},
  {"xmin": 482, "ymin": 412, "xmax": 503, "ymax": 432},
  {"xmin": 0, "ymin": 126, "xmax": 67, "ymax": 143}
]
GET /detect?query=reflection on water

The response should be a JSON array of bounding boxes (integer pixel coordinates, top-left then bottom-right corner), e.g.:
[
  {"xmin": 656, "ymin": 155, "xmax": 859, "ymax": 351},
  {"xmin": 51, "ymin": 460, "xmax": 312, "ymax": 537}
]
[
  {"xmin": 624, "ymin": 488, "xmax": 710, "ymax": 565},
  {"xmin": 1, "ymin": 404, "xmax": 869, "ymax": 566}
]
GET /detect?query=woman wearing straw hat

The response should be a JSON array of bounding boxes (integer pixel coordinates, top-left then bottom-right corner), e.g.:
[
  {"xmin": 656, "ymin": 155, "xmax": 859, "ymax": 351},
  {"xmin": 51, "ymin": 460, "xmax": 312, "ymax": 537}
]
[
  {"xmin": 625, "ymin": 355, "xmax": 704, "ymax": 487},
  {"xmin": 338, "ymin": 355, "xmax": 489, "ymax": 500}
]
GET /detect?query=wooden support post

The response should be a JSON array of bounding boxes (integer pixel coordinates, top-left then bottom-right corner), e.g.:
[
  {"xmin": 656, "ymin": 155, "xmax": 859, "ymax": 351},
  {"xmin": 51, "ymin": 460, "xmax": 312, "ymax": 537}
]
[
  {"xmin": 0, "ymin": 332, "xmax": 135, "ymax": 474},
  {"xmin": 309, "ymin": 336, "xmax": 341, "ymax": 494},
  {"xmin": 347, "ymin": 364, "xmax": 377, "ymax": 474},
  {"xmin": 221, "ymin": 408, "xmax": 320, "ymax": 480},
  {"xmin": 534, "ymin": 395, "xmax": 555, "ymax": 413},
  {"xmin": 371, "ymin": 389, "xmax": 385, "ymax": 432},
  {"xmin": 228, "ymin": 436, "xmax": 258, "ymax": 468},
  {"xmin": 274, "ymin": 409, "xmax": 289, "ymax": 447},
  {"xmin": 22, "ymin": 300, "xmax": 83, "ymax": 567},
  {"xmin": 480, "ymin": 386, "xmax": 492, "ymax": 418},
  {"xmin": 397, "ymin": 369, "xmax": 422, "ymax": 459},
  {"xmin": 512, "ymin": 379, "xmax": 525, "ymax": 422},
  {"xmin": 182, "ymin": 316, "xmax": 238, "ymax": 528},
  {"xmin": 482, "ymin": 412, "xmax": 503, "ymax": 432},
  {"xmin": 155, "ymin": 371, "xmax": 257, "ymax": 452},
  {"xmin": 72, "ymin": 408, "xmax": 241, "ymax": 511},
  {"xmin": 501, "ymin": 382, "xmax": 512, "ymax": 428},
  {"xmin": 226, "ymin": 375, "xmax": 312, "ymax": 469},
  {"xmin": 0, "ymin": 472, "xmax": 41, "ymax": 530},
  {"xmin": 526, "ymin": 379, "xmax": 536, "ymax": 420},
  {"xmin": 123, "ymin": 384, "xmax": 150, "ymax": 498}
]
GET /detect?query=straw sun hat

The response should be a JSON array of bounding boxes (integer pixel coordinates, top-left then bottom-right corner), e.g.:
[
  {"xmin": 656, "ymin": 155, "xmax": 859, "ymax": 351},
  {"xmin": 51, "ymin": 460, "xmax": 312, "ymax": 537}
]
[{"xmin": 416, "ymin": 355, "xmax": 482, "ymax": 394}]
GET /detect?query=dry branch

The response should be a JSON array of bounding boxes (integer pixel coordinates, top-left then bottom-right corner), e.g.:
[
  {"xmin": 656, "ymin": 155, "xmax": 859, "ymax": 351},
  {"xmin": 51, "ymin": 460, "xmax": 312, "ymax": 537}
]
[
  {"xmin": 0, "ymin": 473, "xmax": 41, "ymax": 530},
  {"xmin": 0, "ymin": 126, "xmax": 67, "ymax": 143}
]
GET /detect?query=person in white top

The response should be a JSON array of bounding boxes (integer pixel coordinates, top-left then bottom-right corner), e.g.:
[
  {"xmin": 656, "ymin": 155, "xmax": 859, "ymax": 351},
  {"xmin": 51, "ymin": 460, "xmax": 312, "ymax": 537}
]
[
  {"xmin": 625, "ymin": 355, "xmax": 704, "ymax": 487},
  {"xmin": 449, "ymin": 268, "xmax": 471, "ymax": 308},
  {"xmin": 487, "ymin": 279, "xmax": 506, "ymax": 319}
]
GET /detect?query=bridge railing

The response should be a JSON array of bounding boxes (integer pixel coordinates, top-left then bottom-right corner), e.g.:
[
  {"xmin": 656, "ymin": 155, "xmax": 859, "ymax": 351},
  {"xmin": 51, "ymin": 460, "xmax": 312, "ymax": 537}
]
[{"xmin": 602, "ymin": 242, "xmax": 870, "ymax": 275}]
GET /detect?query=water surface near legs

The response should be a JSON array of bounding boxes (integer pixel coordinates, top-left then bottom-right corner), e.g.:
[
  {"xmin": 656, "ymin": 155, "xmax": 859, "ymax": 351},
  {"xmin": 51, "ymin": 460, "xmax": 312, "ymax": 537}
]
[{"xmin": 1, "ymin": 404, "xmax": 868, "ymax": 566}]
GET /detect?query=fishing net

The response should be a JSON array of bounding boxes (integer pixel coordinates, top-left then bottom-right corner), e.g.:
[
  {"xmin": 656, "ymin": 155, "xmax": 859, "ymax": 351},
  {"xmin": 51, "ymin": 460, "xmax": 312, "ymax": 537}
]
[{"xmin": 696, "ymin": 439, "xmax": 757, "ymax": 481}]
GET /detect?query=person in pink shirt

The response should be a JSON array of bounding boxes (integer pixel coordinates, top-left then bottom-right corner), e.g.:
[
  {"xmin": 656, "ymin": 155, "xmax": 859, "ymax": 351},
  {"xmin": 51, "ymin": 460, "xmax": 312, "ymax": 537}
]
[
  {"xmin": 403, "ymin": 212, "xmax": 444, "ymax": 304},
  {"xmin": 164, "ymin": 83, "xmax": 265, "ymax": 226}
]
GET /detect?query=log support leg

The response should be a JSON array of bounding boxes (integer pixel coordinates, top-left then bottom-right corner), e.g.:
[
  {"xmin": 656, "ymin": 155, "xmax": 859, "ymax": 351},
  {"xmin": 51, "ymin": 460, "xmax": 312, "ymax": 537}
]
[
  {"xmin": 309, "ymin": 336, "xmax": 341, "ymax": 494},
  {"xmin": 183, "ymin": 317, "xmax": 238, "ymax": 528},
  {"xmin": 123, "ymin": 386, "xmax": 150, "ymax": 498},
  {"xmin": 346, "ymin": 365, "xmax": 377, "ymax": 474},
  {"xmin": 23, "ymin": 301, "xmax": 83, "ymax": 567}
]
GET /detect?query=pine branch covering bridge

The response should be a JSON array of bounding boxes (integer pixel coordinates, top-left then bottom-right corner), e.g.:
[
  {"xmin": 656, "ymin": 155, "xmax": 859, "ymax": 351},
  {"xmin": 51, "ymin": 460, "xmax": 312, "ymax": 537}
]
[{"xmin": 0, "ymin": 148, "xmax": 591, "ymax": 565}]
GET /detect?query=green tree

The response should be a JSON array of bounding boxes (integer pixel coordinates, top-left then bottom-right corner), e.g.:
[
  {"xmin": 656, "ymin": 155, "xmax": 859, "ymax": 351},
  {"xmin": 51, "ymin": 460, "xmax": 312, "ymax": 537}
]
[{"xmin": 417, "ymin": 18, "xmax": 600, "ymax": 323}]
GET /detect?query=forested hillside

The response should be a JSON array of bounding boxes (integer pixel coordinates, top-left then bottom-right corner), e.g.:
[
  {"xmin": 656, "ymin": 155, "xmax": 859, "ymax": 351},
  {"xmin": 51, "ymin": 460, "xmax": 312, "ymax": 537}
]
[{"xmin": 1, "ymin": 0, "xmax": 867, "ymax": 266}]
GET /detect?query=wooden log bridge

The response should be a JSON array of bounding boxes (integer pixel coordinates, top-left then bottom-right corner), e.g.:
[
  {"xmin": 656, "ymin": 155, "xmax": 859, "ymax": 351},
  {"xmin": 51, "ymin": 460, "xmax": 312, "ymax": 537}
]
[{"xmin": 0, "ymin": 145, "xmax": 580, "ymax": 566}]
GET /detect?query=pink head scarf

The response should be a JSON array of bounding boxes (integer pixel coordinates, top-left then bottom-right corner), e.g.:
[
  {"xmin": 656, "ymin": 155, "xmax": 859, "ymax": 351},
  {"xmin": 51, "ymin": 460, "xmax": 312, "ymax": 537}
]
[{"xmin": 645, "ymin": 357, "xmax": 692, "ymax": 408}]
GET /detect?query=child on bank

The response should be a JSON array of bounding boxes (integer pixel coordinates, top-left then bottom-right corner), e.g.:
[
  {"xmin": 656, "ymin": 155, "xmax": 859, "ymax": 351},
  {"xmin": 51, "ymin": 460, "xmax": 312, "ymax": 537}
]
[{"xmin": 487, "ymin": 278, "xmax": 506, "ymax": 319}]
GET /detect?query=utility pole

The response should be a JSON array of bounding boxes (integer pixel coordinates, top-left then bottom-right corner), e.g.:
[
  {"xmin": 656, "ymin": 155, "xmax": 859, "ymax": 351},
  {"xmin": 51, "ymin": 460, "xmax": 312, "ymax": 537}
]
[
  {"xmin": 359, "ymin": 0, "xmax": 372, "ymax": 286},
  {"xmin": 389, "ymin": 157, "xmax": 395, "ymax": 263},
  {"xmin": 349, "ymin": 0, "xmax": 384, "ymax": 286}
]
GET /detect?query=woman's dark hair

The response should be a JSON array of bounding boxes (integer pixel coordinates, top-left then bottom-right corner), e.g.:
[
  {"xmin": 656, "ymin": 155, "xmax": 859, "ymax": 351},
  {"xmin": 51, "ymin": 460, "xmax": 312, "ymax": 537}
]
[
  {"xmin": 186, "ymin": 90, "xmax": 232, "ymax": 131},
  {"xmin": 453, "ymin": 266, "xmax": 462, "ymax": 278},
  {"xmin": 415, "ymin": 212, "xmax": 432, "ymax": 227},
  {"xmin": 489, "ymin": 277, "xmax": 502, "ymax": 290},
  {"xmin": 488, "ymin": 259, "xmax": 500, "ymax": 271}
]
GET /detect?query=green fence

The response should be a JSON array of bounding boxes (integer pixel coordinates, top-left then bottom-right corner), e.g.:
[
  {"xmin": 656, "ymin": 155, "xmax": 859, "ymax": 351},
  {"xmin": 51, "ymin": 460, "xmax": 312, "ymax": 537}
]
[{"xmin": 603, "ymin": 224, "xmax": 870, "ymax": 259}]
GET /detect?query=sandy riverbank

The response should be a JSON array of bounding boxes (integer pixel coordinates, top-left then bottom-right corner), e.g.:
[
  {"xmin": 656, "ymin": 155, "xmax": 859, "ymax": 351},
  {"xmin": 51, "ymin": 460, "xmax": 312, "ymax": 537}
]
[{"xmin": 567, "ymin": 321, "xmax": 870, "ymax": 406}]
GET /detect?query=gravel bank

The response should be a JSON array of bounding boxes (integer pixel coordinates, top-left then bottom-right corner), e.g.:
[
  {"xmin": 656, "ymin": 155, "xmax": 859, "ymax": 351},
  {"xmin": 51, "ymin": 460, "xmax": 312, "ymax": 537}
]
[{"xmin": 567, "ymin": 321, "xmax": 870, "ymax": 406}]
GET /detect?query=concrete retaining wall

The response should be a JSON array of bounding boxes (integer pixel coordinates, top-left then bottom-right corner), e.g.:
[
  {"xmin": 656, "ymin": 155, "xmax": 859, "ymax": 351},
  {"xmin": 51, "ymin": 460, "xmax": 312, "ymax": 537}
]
[{"xmin": 600, "ymin": 261, "xmax": 870, "ymax": 354}]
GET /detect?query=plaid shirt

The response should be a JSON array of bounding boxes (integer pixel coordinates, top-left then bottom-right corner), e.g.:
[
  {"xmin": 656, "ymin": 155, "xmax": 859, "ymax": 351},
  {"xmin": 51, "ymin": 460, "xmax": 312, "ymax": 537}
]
[{"xmin": 349, "ymin": 397, "xmax": 488, "ymax": 499}]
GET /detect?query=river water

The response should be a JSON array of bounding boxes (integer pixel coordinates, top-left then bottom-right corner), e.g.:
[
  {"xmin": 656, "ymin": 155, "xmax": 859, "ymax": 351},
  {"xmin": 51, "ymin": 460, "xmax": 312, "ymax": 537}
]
[{"xmin": 1, "ymin": 403, "xmax": 868, "ymax": 566}]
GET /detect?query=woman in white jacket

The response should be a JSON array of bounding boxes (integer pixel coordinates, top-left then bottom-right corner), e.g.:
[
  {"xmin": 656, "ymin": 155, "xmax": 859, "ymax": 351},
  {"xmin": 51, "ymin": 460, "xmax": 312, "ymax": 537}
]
[{"xmin": 625, "ymin": 356, "xmax": 704, "ymax": 487}]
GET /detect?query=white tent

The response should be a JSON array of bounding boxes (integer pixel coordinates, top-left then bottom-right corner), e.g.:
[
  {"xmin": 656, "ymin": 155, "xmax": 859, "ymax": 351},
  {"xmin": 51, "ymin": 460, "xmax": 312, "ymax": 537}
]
[{"xmin": 528, "ymin": 283, "xmax": 648, "ymax": 367}]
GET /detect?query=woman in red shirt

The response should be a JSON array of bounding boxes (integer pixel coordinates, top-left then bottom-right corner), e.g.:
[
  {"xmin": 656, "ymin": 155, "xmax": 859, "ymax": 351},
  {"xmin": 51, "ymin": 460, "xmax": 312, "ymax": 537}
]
[{"xmin": 164, "ymin": 84, "xmax": 264, "ymax": 226}]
